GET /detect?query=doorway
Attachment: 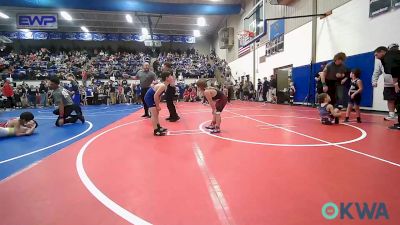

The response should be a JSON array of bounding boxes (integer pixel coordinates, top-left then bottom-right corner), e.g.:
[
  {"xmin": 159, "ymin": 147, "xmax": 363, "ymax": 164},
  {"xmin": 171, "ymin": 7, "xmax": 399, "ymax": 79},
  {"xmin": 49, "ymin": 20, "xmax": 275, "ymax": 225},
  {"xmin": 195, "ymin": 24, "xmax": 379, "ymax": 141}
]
[{"xmin": 274, "ymin": 65, "xmax": 293, "ymax": 104}]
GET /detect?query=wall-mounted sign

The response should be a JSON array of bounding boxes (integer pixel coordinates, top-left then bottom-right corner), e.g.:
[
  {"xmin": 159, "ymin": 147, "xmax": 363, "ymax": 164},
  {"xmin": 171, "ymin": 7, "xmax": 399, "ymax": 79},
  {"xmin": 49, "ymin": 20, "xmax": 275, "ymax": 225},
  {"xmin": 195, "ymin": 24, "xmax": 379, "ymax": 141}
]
[
  {"xmin": 369, "ymin": 0, "xmax": 392, "ymax": 17},
  {"xmin": 17, "ymin": 14, "xmax": 58, "ymax": 29}
]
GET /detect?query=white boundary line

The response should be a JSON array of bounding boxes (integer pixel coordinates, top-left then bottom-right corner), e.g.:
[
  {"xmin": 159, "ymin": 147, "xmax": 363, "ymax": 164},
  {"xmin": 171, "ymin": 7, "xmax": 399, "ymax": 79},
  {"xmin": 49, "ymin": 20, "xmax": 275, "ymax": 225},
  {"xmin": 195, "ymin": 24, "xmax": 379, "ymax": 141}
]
[
  {"xmin": 38, "ymin": 108, "xmax": 141, "ymax": 115},
  {"xmin": 260, "ymin": 126, "xmax": 296, "ymax": 130},
  {"xmin": 193, "ymin": 143, "xmax": 236, "ymax": 225},
  {"xmin": 167, "ymin": 132, "xmax": 204, "ymax": 136},
  {"xmin": 0, "ymin": 121, "xmax": 93, "ymax": 164},
  {"xmin": 199, "ymin": 115, "xmax": 367, "ymax": 147},
  {"xmin": 226, "ymin": 111, "xmax": 400, "ymax": 168},
  {"xmin": 76, "ymin": 119, "xmax": 153, "ymax": 225}
]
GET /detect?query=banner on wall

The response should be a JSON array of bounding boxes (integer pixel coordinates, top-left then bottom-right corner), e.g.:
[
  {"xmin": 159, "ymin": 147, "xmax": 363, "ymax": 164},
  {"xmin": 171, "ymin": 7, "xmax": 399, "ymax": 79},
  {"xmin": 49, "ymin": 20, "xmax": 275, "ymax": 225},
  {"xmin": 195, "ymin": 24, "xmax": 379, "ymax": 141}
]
[
  {"xmin": 92, "ymin": 33, "xmax": 106, "ymax": 41},
  {"xmin": 369, "ymin": 0, "xmax": 392, "ymax": 17},
  {"xmin": 269, "ymin": 19, "xmax": 284, "ymax": 41},
  {"xmin": 266, "ymin": 34, "xmax": 284, "ymax": 57},
  {"xmin": 0, "ymin": 31, "xmax": 196, "ymax": 44},
  {"xmin": 33, "ymin": 31, "xmax": 48, "ymax": 40}
]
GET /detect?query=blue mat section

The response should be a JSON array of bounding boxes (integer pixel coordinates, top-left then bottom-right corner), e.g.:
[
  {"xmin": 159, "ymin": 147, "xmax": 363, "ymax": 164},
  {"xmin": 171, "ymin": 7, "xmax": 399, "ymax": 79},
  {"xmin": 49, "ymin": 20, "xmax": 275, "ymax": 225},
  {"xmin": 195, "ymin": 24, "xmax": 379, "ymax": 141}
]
[
  {"xmin": 292, "ymin": 51, "xmax": 375, "ymax": 107},
  {"xmin": 0, "ymin": 104, "xmax": 142, "ymax": 180}
]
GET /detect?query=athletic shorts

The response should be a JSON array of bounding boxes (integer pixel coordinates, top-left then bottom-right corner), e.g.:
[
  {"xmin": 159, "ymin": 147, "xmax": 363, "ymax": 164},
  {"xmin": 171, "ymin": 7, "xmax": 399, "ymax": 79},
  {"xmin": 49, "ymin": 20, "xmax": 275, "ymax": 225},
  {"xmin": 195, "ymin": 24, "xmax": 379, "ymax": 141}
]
[
  {"xmin": 215, "ymin": 95, "xmax": 228, "ymax": 113},
  {"xmin": 144, "ymin": 88, "xmax": 156, "ymax": 108},
  {"xmin": 53, "ymin": 104, "xmax": 82, "ymax": 118},
  {"xmin": 0, "ymin": 127, "xmax": 15, "ymax": 137},
  {"xmin": 349, "ymin": 93, "xmax": 361, "ymax": 106},
  {"xmin": 383, "ymin": 87, "xmax": 396, "ymax": 101}
]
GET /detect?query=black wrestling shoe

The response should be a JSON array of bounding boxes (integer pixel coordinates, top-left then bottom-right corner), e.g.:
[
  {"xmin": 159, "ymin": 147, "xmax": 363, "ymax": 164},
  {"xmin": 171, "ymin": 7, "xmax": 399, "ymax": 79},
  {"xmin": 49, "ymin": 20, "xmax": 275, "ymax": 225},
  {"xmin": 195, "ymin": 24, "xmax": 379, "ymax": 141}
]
[
  {"xmin": 388, "ymin": 123, "xmax": 400, "ymax": 130},
  {"xmin": 142, "ymin": 114, "xmax": 150, "ymax": 118},
  {"xmin": 78, "ymin": 115, "xmax": 85, "ymax": 124},
  {"xmin": 157, "ymin": 124, "xmax": 168, "ymax": 132},
  {"xmin": 169, "ymin": 116, "xmax": 180, "ymax": 122},
  {"xmin": 154, "ymin": 128, "xmax": 166, "ymax": 136},
  {"xmin": 357, "ymin": 117, "xmax": 362, "ymax": 123},
  {"xmin": 335, "ymin": 117, "xmax": 339, "ymax": 124},
  {"xmin": 165, "ymin": 117, "xmax": 171, "ymax": 120}
]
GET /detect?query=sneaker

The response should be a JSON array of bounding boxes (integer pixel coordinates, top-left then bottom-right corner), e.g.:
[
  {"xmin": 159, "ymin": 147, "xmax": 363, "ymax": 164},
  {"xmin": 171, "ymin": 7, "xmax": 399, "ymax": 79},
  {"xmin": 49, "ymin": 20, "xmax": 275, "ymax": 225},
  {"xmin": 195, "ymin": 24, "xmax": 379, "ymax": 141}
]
[
  {"xmin": 210, "ymin": 128, "xmax": 221, "ymax": 134},
  {"xmin": 344, "ymin": 118, "xmax": 349, "ymax": 123},
  {"xmin": 154, "ymin": 129, "xmax": 166, "ymax": 136},
  {"xmin": 141, "ymin": 114, "xmax": 150, "ymax": 117},
  {"xmin": 205, "ymin": 124, "xmax": 215, "ymax": 129},
  {"xmin": 165, "ymin": 117, "xmax": 171, "ymax": 121},
  {"xmin": 384, "ymin": 116, "xmax": 396, "ymax": 121}
]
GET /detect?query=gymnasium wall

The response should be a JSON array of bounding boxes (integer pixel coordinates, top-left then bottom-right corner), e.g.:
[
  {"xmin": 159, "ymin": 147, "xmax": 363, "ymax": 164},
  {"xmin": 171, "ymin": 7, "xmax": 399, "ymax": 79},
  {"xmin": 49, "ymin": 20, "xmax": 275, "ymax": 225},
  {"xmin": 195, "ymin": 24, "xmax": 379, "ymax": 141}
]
[{"xmin": 226, "ymin": 0, "xmax": 400, "ymax": 111}]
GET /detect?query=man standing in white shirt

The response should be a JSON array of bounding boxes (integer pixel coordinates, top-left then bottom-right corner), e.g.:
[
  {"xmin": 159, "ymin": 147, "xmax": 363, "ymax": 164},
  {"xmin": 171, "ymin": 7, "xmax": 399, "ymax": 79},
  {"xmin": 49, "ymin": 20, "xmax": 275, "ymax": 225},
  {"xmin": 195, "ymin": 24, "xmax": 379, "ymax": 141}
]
[{"xmin": 371, "ymin": 46, "xmax": 396, "ymax": 120}]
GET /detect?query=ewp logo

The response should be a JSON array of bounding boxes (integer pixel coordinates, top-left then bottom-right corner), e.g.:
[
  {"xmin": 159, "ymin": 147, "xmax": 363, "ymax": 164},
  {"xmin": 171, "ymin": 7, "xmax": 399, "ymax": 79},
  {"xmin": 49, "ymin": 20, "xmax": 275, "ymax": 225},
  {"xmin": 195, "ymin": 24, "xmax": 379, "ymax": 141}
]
[
  {"xmin": 17, "ymin": 14, "xmax": 58, "ymax": 29},
  {"xmin": 322, "ymin": 202, "xmax": 389, "ymax": 220}
]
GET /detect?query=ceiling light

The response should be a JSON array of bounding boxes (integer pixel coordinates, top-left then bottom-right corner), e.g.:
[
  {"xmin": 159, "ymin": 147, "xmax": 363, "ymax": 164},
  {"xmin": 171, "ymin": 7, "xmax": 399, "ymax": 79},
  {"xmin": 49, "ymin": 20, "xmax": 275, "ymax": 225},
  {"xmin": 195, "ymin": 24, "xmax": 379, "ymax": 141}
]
[
  {"xmin": 193, "ymin": 30, "xmax": 201, "ymax": 37},
  {"xmin": 0, "ymin": 12, "xmax": 9, "ymax": 19},
  {"xmin": 142, "ymin": 28, "xmax": 149, "ymax": 35},
  {"xmin": 81, "ymin": 26, "xmax": 89, "ymax": 33},
  {"xmin": 197, "ymin": 17, "xmax": 206, "ymax": 26},
  {"xmin": 126, "ymin": 14, "xmax": 133, "ymax": 23},
  {"xmin": 60, "ymin": 11, "xmax": 72, "ymax": 21}
]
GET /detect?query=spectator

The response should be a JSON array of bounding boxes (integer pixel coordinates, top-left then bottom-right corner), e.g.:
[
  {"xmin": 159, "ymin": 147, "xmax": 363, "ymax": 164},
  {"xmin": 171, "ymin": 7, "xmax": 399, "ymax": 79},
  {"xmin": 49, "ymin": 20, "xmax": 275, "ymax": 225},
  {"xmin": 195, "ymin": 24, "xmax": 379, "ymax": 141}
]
[
  {"xmin": 135, "ymin": 62, "xmax": 156, "ymax": 117},
  {"xmin": 39, "ymin": 80, "xmax": 48, "ymax": 107},
  {"xmin": 262, "ymin": 77, "xmax": 270, "ymax": 102},
  {"xmin": 2, "ymin": 79, "xmax": 14, "ymax": 108},
  {"xmin": 321, "ymin": 52, "xmax": 347, "ymax": 107},
  {"xmin": 371, "ymin": 46, "xmax": 396, "ymax": 121},
  {"xmin": 382, "ymin": 43, "xmax": 400, "ymax": 130}
]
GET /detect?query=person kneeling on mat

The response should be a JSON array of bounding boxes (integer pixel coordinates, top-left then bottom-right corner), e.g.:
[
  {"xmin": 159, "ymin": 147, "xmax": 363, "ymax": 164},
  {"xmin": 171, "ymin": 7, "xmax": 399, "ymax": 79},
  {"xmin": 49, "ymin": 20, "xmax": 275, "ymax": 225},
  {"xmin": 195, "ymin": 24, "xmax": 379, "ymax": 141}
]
[
  {"xmin": 318, "ymin": 93, "xmax": 341, "ymax": 125},
  {"xmin": 197, "ymin": 78, "xmax": 228, "ymax": 134},
  {"xmin": 144, "ymin": 71, "xmax": 174, "ymax": 136},
  {"xmin": 48, "ymin": 77, "xmax": 85, "ymax": 127},
  {"xmin": 0, "ymin": 112, "xmax": 37, "ymax": 137}
]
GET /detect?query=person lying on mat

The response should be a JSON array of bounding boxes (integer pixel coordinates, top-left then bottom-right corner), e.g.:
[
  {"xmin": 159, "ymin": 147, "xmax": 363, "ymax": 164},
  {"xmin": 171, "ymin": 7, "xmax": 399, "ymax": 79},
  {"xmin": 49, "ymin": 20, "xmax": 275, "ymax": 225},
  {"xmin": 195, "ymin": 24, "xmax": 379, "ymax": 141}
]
[
  {"xmin": 196, "ymin": 78, "xmax": 228, "ymax": 134},
  {"xmin": 318, "ymin": 93, "xmax": 341, "ymax": 125},
  {"xmin": 0, "ymin": 111, "xmax": 38, "ymax": 137}
]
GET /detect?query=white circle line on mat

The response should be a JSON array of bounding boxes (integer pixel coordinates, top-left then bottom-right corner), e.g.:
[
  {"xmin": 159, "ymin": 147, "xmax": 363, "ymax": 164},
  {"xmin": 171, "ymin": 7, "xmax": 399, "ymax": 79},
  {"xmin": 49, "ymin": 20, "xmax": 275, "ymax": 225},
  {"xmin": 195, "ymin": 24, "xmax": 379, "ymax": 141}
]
[{"xmin": 199, "ymin": 114, "xmax": 367, "ymax": 147}]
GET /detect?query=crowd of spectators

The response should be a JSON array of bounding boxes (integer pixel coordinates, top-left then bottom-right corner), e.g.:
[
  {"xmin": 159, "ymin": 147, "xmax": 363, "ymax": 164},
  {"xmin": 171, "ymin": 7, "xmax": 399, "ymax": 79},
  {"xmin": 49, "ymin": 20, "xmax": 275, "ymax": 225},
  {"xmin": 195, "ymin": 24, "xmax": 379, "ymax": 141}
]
[{"xmin": 0, "ymin": 47, "xmax": 229, "ymax": 81}]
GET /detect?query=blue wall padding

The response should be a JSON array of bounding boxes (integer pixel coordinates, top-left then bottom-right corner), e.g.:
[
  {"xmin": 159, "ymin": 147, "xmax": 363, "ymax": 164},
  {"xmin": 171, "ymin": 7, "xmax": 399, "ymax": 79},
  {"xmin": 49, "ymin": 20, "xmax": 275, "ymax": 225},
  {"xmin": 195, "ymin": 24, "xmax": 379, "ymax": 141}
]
[{"xmin": 292, "ymin": 51, "xmax": 375, "ymax": 107}]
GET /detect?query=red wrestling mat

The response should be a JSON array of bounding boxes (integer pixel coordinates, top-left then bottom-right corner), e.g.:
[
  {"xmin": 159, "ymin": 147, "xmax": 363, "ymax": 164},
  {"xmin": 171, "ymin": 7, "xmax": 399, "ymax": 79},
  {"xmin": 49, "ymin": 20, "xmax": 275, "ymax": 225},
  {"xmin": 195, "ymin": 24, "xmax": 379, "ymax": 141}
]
[{"xmin": 1, "ymin": 102, "xmax": 399, "ymax": 225}]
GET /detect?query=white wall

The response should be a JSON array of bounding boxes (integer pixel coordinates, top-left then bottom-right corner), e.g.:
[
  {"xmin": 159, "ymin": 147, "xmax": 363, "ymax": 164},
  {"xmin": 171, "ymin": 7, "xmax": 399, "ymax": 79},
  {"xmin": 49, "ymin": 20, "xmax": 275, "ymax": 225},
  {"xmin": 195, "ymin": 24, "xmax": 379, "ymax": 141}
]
[
  {"xmin": 315, "ymin": 0, "xmax": 400, "ymax": 111},
  {"xmin": 228, "ymin": 50, "xmax": 254, "ymax": 80},
  {"xmin": 229, "ymin": 21, "xmax": 312, "ymax": 82},
  {"xmin": 226, "ymin": 0, "xmax": 400, "ymax": 111},
  {"xmin": 256, "ymin": 22, "xmax": 312, "ymax": 79}
]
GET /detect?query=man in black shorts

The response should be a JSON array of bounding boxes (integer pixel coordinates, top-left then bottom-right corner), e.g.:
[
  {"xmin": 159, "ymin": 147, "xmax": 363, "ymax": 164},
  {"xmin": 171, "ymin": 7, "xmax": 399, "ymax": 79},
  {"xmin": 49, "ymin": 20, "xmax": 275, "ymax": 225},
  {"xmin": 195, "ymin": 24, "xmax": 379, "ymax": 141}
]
[
  {"xmin": 48, "ymin": 77, "xmax": 85, "ymax": 127},
  {"xmin": 382, "ymin": 43, "xmax": 400, "ymax": 130},
  {"xmin": 372, "ymin": 46, "xmax": 397, "ymax": 120}
]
